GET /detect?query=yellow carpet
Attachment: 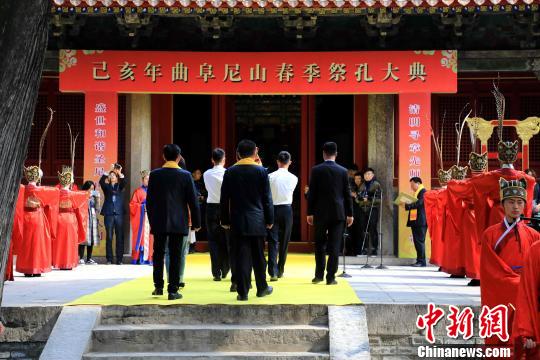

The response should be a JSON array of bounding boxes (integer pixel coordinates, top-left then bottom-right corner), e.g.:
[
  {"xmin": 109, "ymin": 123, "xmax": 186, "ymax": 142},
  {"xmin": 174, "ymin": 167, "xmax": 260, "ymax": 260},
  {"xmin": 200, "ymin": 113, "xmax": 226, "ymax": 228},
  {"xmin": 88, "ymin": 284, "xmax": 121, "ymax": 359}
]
[{"xmin": 68, "ymin": 253, "xmax": 361, "ymax": 306}]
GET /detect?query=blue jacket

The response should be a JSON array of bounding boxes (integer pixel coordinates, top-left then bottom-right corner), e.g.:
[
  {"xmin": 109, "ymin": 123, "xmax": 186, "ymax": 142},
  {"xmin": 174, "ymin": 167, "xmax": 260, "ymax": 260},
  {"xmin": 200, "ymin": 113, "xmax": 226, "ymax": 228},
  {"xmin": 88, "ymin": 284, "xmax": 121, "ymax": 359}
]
[
  {"xmin": 220, "ymin": 162, "xmax": 274, "ymax": 237},
  {"xmin": 146, "ymin": 166, "xmax": 201, "ymax": 236},
  {"xmin": 99, "ymin": 175, "xmax": 126, "ymax": 216}
]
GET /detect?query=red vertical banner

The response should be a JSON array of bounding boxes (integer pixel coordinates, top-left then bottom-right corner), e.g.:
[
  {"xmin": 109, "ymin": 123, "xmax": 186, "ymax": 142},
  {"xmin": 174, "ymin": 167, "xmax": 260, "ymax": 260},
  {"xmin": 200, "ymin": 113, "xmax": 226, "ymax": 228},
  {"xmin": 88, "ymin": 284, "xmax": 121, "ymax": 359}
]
[
  {"xmin": 83, "ymin": 92, "xmax": 118, "ymax": 184},
  {"xmin": 398, "ymin": 93, "xmax": 432, "ymax": 258}
]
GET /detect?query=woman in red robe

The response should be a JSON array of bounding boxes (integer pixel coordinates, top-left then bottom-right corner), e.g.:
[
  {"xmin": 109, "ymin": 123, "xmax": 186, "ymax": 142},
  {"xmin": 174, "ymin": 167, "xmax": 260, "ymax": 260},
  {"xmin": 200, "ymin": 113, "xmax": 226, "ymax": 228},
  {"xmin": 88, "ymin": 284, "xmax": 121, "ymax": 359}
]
[
  {"xmin": 513, "ymin": 241, "xmax": 540, "ymax": 359},
  {"xmin": 17, "ymin": 166, "xmax": 59, "ymax": 277},
  {"xmin": 129, "ymin": 170, "xmax": 153, "ymax": 264},
  {"xmin": 5, "ymin": 185, "xmax": 25, "ymax": 281},
  {"xmin": 480, "ymin": 178, "xmax": 540, "ymax": 349},
  {"xmin": 53, "ymin": 168, "xmax": 88, "ymax": 270}
]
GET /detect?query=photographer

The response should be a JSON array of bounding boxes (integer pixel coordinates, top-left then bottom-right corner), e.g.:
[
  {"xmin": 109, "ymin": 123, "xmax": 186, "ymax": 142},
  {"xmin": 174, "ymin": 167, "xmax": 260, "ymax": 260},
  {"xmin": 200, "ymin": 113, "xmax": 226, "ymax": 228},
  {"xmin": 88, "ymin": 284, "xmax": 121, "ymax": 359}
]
[{"xmin": 99, "ymin": 163, "xmax": 126, "ymax": 265}]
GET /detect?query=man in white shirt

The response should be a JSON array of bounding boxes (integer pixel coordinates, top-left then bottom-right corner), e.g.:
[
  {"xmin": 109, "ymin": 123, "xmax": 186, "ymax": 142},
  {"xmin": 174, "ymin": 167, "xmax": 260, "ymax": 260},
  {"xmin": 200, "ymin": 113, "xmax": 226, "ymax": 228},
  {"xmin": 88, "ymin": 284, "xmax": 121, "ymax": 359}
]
[
  {"xmin": 268, "ymin": 151, "xmax": 298, "ymax": 281},
  {"xmin": 203, "ymin": 148, "xmax": 234, "ymax": 287}
]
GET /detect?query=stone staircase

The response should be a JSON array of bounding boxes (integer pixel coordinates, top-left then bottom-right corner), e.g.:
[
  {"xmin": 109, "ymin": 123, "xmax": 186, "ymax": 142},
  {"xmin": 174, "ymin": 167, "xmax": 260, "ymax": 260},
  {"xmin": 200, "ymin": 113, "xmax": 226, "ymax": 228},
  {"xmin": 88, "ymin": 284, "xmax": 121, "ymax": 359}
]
[{"xmin": 82, "ymin": 305, "xmax": 330, "ymax": 360}]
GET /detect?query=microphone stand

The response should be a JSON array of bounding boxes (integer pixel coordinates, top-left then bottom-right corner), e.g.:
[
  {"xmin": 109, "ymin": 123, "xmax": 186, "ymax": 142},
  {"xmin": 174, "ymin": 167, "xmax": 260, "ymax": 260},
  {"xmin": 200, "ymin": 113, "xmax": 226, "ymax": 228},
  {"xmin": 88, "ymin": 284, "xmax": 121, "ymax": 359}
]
[
  {"xmin": 338, "ymin": 230, "xmax": 352, "ymax": 278},
  {"xmin": 376, "ymin": 187, "xmax": 387, "ymax": 270},
  {"xmin": 361, "ymin": 191, "xmax": 377, "ymax": 269}
]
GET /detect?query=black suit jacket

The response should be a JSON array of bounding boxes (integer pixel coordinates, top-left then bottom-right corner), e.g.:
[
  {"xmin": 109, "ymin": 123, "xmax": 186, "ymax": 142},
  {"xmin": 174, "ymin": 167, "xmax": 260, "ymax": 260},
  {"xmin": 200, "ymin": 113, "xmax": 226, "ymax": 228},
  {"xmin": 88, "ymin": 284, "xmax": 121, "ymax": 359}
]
[
  {"xmin": 405, "ymin": 188, "xmax": 427, "ymax": 227},
  {"xmin": 307, "ymin": 160, "xmax": 353, "ymax": 223},
  {"xmin": 220, "ymin": 163, "xmax": 273, "ymax": 237},
  {"xmin": 146, "ymin": 167, "xmax": 201, "ymax": 236},
  {"xmin": 99, "ymin": 175, "xmax": 126, "ymax": 216}
]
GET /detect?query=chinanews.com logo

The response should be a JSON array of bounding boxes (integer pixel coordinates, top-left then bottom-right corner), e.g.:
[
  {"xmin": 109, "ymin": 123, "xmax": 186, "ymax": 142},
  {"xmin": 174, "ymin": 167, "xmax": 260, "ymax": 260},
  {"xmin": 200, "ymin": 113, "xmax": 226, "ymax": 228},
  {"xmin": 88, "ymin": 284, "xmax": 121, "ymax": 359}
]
[{"xmin": 415, "ymin": 303, "xmax": 512, "ymax": 358}]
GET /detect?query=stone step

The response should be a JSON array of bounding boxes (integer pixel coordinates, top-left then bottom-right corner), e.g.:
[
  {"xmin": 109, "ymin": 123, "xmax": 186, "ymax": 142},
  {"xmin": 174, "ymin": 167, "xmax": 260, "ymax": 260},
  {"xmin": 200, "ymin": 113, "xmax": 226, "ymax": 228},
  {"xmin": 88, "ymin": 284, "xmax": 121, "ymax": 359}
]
[
  {"xmin": 83, "ymin": 351, "xmax": 330, "ymax": 360},
  {"xmin": 90, "ymin": 324, "xmax": 329, "ymax": 353},
  {"xmin": 99, "ymin": 305, "xmax": 328, "ymax": 326}
]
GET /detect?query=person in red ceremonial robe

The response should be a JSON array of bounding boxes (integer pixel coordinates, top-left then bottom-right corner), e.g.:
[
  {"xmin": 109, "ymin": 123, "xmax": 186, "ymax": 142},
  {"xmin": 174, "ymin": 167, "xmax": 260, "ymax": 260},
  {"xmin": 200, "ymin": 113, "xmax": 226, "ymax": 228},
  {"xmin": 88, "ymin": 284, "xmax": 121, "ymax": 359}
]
[
  {"xmin": 480, "ymin": 178, "xmax": 540, "ymax": 350},
  {"xmin": 17, "ymin": 166, "xmax": 59, "ymax": 277},
  {"xmin": 424, "ymin": 169, "xmax": 451, "ymax": 268},
  {"xmin": 5, "ymin": 185, "xmax": 25, "ymax": 281},
  {"xmin": 129, "ymin": 170, "xmax": 153, "ymax": 264},
  {"xmin": 513, "ymin": 240, "xmax": 540, "ymax": 359},
  {"xmin": 53, "ymin": 167, "xmax": 88, "ymax": 270}
]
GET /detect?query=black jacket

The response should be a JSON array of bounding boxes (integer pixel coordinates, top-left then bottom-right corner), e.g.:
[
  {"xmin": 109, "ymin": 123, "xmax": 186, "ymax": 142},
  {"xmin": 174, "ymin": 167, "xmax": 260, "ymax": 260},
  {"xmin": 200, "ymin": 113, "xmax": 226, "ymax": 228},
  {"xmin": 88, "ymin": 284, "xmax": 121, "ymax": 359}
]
[
  {"xmin": 307, "ymin": 160, "xmax": 353, "ymax": 222},
  {"xmin": 405, "ymin": 188, "xmax": 427, "ymax": 227},
  {"xmin": 355, "ymin": 179, "xmax": 382, "ymax": 211},
  {"xmin": 99, "ymin": 175, "xmax": 126, "ymax": 216},
  {"xmin": 146, "ymin": 166, "xmax": 201, "ymax": 236},
  {"xmin": 220, "ymin": 163, "xmax": 274, "ymax": 237}
]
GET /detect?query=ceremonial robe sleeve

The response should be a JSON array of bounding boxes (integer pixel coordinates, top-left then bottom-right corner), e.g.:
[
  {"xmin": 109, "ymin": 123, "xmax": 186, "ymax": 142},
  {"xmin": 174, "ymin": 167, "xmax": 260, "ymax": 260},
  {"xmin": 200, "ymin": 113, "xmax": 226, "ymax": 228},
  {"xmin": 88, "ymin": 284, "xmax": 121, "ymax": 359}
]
[
  {"xmin": 72, "ymin": 191, "xmax": 89, "ymax": 244},
  {"xmin": 513, "ymin": 241, "xmax": 540, "ymax": 341},
  {"xmin": 129, "ymin": 189, "xmax": 144, "ymax": 256},
  {"xmin": 38, "ymin": 187, "xmax": 60, "ymax": 241}
]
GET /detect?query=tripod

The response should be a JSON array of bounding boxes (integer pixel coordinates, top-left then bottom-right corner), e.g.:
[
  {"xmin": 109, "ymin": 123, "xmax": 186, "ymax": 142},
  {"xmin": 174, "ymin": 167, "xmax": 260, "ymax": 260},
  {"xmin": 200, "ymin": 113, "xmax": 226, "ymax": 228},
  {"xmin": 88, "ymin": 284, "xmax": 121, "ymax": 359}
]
[
  {"xmin": 376, "ymin": 187, "xmax": 387, "ymax": 270},
  {"xmin": 360, "ymin": 189, "xmax": 379, "ymax": 269},
  {"xmin": 338, "ymin": 230, "xmax": 352, "ymax": 278}
]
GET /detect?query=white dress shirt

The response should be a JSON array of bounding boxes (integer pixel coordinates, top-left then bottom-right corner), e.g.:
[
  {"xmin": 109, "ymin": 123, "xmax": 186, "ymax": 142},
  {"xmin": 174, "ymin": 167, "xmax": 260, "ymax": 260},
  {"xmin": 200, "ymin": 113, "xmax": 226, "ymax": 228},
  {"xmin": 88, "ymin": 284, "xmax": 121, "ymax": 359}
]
[
  {"xmin": 203, "ymin": 165, "xmax": 226, "ymax": 204},
  {"xmin": 269, "ymin": 168, "xmax": 298, "ymax": 205}
]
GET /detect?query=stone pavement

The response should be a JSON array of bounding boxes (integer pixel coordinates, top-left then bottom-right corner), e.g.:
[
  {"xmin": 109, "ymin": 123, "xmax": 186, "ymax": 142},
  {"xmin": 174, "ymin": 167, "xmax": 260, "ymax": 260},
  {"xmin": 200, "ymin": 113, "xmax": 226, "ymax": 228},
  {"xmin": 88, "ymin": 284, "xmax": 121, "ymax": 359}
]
[{"xmin": 2, "ymin": 260, "xmax": 480, "ymax": 307}]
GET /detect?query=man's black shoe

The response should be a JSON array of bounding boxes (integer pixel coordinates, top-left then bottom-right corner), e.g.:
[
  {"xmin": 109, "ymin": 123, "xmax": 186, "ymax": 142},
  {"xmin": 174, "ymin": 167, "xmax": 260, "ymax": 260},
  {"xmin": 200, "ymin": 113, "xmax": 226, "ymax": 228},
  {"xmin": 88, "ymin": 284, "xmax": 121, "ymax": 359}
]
[
  {"xmin": 327, "ymin": 279, "xmax": 338, "ymax": 285},
  {"xmin": 270, "ymin": 276, "xmax": 278, "ymax": 282},
  {"xmin": 230, "ymin": 283, "xmax": 237, "ymax": 292},
  {"xmin": 116, "ymin": 261, "xmax": 123, "ymax": 265},
  {"xmin": 213, "ymin": 276, "xmax": 221, "ymax": 281},
  {"xmin": 152, "ymin": 289, "xmax": 163, "ymax": 296},
  {"xmin": 467, "ymin": 279, "xmax": 480, "ymax": 286},
  {"xmin": 179, "ymin": 282, "xmax": 185, "ymax": 288},
  {"xmin": 312, "ymin": 277, "xmax": 324, "ymax": 284},
  {"xmin": 412, "ymin": 263, "xmax": 426, "ymax": 267},
  {"xmin": 256, "ymin": 286, "xmax": 273, "ymax": 298},
  {"xmin": 277, "ymin": 271, "xmax": 284, "ymax": 278},
  {"xmin": 237, "ymin": 294, "xmax": 248, "ymax": 301},
  {"xmin": 168, "ymin": 292, "xmax": 182, "ymax": 300},
  {"xmin": 449, "ymin": 274, "xmax": 465, "ymax": 278}
]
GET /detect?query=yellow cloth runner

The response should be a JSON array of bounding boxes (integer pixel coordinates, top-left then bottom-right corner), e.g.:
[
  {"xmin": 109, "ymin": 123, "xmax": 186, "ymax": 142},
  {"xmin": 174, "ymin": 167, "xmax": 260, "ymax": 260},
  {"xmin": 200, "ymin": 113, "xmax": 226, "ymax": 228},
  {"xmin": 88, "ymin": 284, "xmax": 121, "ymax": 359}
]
[{"xmin": 409, "ymin": 184, "xmax": 425, "ymax": 221}]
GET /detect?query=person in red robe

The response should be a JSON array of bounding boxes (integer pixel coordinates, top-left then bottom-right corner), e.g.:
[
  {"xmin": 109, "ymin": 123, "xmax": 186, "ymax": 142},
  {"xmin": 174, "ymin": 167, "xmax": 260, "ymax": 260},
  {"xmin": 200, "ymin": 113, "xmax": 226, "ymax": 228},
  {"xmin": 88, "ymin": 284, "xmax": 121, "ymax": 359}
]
[
  {"xmin": 53, "ymin": 167, "xmax": 88, "ymax": 270},
  {"xmin": 17, "ymin": 166, "xmax": 59, "ymax": 277},
  {"xmin": 129, "ymin": 170, "xmax": 153, "ymax": 264},
  {"xmin": 513, "ymin": 240, "xmax": 540, "ymax": 359},
  {"xmin": 4, "ymin": 185, "xmax": 24, "ymax": 281},
  {"xmin": 480, "ymin": 177, "xmax": 540, "ymax": 350},
  {"xmin": 425, "ymin": 169, "xmax": 452, "ymax": 268}
]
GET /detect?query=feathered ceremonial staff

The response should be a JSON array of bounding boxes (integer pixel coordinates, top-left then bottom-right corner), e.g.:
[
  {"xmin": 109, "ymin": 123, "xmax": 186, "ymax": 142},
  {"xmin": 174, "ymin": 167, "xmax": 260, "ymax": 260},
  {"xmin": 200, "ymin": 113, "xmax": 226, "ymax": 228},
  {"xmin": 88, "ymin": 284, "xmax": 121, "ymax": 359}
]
[
  {"xmin": 431, "ymin": 110, "xmax": 446, "ymax": 171},
  {"xmin": 455, "ymin": 103, "xmax": 472, "ymax": 166},
  {"xmin": 37, "ymin": 108, "xmax": 55, "ymax": 184},
  {"xmin": 491, "ymin": 80, "xmax": 506, "ymax": 142},
  {"xmin": 67, "ymin": 122, "xmax": 79, "ymax": 181}
]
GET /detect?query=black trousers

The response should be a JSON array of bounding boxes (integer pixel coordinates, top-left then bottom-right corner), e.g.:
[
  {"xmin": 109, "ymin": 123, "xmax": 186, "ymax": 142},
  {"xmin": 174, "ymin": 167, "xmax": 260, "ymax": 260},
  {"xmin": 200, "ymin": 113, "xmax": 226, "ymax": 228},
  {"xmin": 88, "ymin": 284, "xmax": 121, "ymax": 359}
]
[
  {"xmin": 411, "ymin": 225, "xmax": 427, "ymax": 265},
  {"xmin": 267, "ymin": 205, "xmax": 293, "ymax": 277},
  {"xmin": 232, "ymin": 231, "xmax": 268, "ymax": 297},
  {"xmin": 104, "ymin": 214, "xmax": 124, "ymax": 263},
  {"xmin": 206, "ymin": 204, "xmax": 234, "ymax": 282},
  {"xmin": 153, "ymin": 234, "xmax": 182, "ymax": 293},
  {"xmin": 314, "ymin": 220, "xmax": 345, "ymax": 282},
  {"xmin": 78, "ymin": 245, "xmax": 93, "ymax": 261},
  {"xmin": 358, "ymin": 207, "xmax": 379, "ymax": 254}
]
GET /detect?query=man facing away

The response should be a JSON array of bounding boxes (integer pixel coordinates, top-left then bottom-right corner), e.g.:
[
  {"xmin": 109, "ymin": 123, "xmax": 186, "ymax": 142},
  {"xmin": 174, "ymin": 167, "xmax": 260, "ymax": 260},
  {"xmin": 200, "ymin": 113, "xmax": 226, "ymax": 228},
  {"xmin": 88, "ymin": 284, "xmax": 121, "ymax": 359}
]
[
  {"xmin": 146, "ymin": 144, "xmax": 201, "ymax": 300},
  {"xmin": 220, "ymin": 139, "xmax": 274, "ymax": 301},
  {"xmin": 268, "ymin": 151, "xmax": 298, "ymax": 281},
  {"xmin": 203, "ymin": 148, "xmax": 235, "ymax": 287},
  {"xmin": 404, "ymin": 177, "xmax": 428, "ymax": 267},
  {"xmin": 307, "ymin": 142, "xmax": 354, "ymax": 285}
]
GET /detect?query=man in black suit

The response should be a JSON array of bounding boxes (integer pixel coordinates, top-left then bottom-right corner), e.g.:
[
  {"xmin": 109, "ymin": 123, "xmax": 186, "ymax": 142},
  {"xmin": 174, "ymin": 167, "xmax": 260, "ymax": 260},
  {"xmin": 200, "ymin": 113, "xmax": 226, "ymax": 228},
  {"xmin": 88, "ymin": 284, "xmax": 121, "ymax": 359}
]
[
  {"xmin": 146, "ymin": 144, "xmax": 201, "ymax": 300},
  {"xmin": 220, "ymin": 139, "xmax": 274, "ymax": 301},
  {"xmin": 99, "ymin": 164, "xmax": 126, "ymax": 265},
  {"xmin": 404, "ymin": 176, "xmax": 427, "ymax": 267},
  {"xmin": 307, "ymin": 142, "xmax": 354, "ymax": 285}
]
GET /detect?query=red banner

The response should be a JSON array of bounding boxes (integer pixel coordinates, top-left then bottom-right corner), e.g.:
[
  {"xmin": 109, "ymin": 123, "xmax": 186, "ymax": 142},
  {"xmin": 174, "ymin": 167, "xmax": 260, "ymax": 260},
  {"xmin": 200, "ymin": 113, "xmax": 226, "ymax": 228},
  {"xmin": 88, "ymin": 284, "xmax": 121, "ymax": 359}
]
[
  {"xmin": 398, "ymin": 93, "xmax": 431, "ymax": 258},
  {"xmin": 60, "ymin": 50, "xmax": 457, "ymax": 95},
  {"xmin": 83, "ymin": 92, "xmax": 118, "ymax": 184}
]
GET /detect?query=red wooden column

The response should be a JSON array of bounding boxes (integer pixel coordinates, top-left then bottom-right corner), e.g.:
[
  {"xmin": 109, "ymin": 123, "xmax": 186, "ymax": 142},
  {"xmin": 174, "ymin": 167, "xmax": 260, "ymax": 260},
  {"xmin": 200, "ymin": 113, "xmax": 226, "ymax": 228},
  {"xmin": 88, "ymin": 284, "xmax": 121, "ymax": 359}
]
[
  {"xmin": 353, "ymin": 95, "xmax": 368, "ymax": 170},
  {"xmin": 150, "ymin": 94, "xmax": 173, "ymax": 169},
  {"xmin": 300, "ymin": 95, "xmax": 316, "ymax": 246},
  {"xmin": 212, "ymin": 95, "xmax": 236, "ymax": 166}
]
